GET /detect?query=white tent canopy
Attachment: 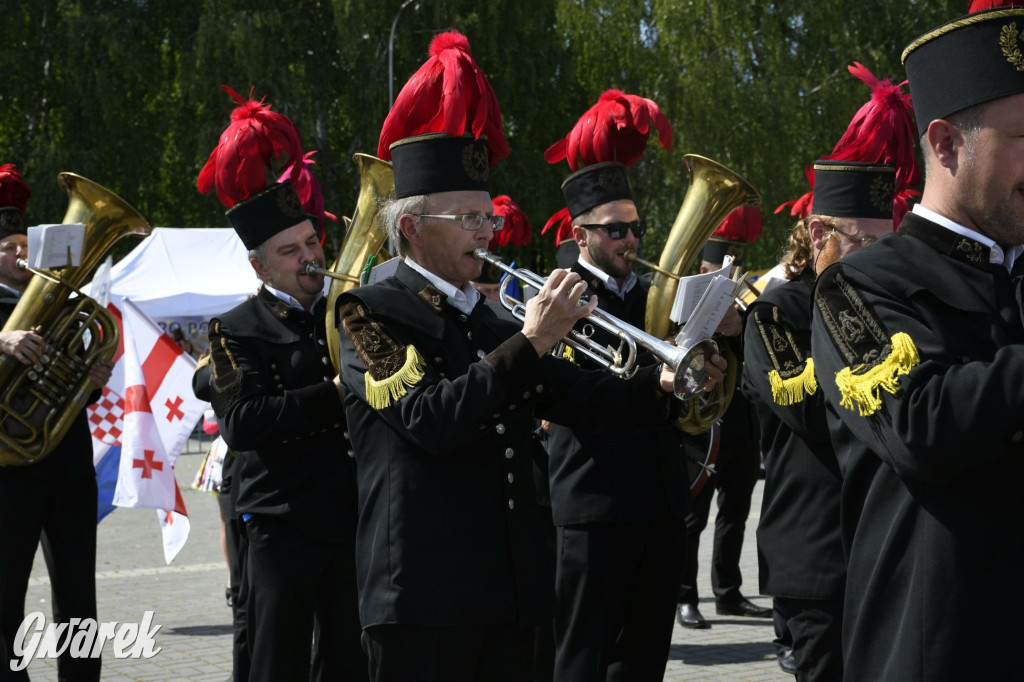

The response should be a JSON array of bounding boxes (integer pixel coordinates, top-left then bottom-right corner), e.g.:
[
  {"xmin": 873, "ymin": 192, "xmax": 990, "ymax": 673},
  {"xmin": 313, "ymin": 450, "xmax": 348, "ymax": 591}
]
[{"xmin": 85, "ymin": 227, "xmax": 258, "ymax": 319}]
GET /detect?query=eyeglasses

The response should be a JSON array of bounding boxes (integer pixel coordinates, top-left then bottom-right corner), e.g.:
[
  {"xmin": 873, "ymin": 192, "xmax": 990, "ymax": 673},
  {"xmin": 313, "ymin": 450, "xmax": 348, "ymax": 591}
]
[
  {"xmin": 830, "ymin": 227, "xmax": 878, "ymax": 246},
  {"xmin": 417, "ymin": 214, "xmax": 505, "ymax": 232},
  {"xmin": 577, "ymin": 219, "xmax": 647, "ymax": 240}
]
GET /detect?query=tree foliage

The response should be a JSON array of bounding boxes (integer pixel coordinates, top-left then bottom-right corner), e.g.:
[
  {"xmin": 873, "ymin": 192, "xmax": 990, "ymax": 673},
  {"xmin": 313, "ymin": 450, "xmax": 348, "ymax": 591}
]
[{"xmin": 0, "ymin": 0, "xmax": 966, "ymax": 271}]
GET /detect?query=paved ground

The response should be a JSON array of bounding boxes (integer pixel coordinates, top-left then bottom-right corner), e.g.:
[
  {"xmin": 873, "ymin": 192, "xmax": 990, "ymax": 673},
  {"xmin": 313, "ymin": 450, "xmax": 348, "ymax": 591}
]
[{"xmin": 20, "ymin": 439, "xmax": 787, "ymax": 681}]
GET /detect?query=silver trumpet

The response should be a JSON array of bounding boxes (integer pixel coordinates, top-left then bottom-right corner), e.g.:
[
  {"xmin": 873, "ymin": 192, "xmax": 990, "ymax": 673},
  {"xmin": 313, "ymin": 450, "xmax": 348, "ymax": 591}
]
[{"xmin": 473, "ymin": 249, "xmax": 717, "ymax": 400}]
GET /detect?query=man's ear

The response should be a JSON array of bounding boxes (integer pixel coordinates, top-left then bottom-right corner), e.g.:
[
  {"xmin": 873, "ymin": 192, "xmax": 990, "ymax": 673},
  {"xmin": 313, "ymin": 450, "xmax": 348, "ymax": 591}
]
[
  {"xmin": 808, "ymin": 218, "xmax": 830, "ymax": 251},
  {"xmin": 572, "ymin": 224, "xmax": 587, "ymax": 249},
  {"xmin": 249, "ymin": 257, "xmax": 270, "ymax": 284},
  {"xmin": 927, "ymin": 118, "xmax": 963, "ymax": 173},
  {"xmin": 399, "ymin": 213, "xmax": 421, "ymax": 248}
]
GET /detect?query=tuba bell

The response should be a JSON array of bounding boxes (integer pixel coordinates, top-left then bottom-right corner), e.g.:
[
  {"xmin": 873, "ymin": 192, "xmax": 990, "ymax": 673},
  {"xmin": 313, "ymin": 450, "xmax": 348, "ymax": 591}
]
[
  {"xmin": 322, "ymin": 153, "xmax": 394, "ymax": 371},
  {"xmin": 644, "ymin": 154, "xmax": 760, "ymax": 435},
  {"xmin": 0, "ymin": 173, "xmax": 152, "ymax": 466}
]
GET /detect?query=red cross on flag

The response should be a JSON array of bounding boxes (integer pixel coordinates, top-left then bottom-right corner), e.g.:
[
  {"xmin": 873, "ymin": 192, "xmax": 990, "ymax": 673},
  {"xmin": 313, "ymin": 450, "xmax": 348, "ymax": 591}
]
[{"xmin": 113, "ymin": 299, "xmax": 206, "ymax": 562}]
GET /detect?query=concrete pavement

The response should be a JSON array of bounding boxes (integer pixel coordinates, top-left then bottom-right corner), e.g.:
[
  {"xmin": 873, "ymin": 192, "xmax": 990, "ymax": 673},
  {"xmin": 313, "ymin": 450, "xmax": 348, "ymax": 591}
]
[{"xmin": 20, "ymin": 442, "xmax": 788, "ymax": 681}]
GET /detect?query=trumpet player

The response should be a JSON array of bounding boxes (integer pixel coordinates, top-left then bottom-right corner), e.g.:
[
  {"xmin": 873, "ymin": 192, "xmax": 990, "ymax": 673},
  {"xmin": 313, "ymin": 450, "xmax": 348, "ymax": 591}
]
[
  {"xmin": 0, "ymin": 165, "xmax": 113, "ymax": 682},
  {"xmin": 336, "ymin": 31, "xmax": 725, "ymax": 682},
  {"xmin": 197, "ymin": 89, "xmax": 366, "ymax": 682},
  {"xmin": 543, "ymin": 160, "xmax": 698, "ymax": 682}
]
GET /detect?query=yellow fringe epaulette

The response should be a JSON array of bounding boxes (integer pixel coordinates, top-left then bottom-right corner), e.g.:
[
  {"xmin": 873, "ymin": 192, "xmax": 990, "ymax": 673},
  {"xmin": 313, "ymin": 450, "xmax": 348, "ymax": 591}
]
[
  {"xmin": 364, "ymin": 345, "xmax": 425, "ymax": 410},
  {"xmin": 834, "ymin": 332, "xmax": 919, "ymax": 417},
  {"xmin": 769, "ymin": 358, "xmax": 817, "ymax": 406},
  {"xmin": 561, "ymin": 345, "xmax": 576, "ymax": 363}
]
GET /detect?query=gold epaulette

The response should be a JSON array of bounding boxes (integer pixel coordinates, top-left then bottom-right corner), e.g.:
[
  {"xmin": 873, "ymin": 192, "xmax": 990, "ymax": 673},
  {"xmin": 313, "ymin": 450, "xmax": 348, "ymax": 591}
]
[
  {"xmin": 769, "ymin": 357, "xmax": 817, "ymax": 406},
  {"xmin": 364, "ymin": 345, "xmax": 426, "ymax": 410},
  {"xmin": 834, "ymin": 332, "xmax": 919, "ymax": 416}
]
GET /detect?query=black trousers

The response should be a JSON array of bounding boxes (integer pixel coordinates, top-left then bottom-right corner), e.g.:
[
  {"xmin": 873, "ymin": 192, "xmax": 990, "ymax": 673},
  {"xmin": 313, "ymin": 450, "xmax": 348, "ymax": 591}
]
[
  {"xmin": 554, "ymin": 518, "xmax": 687, "ymax": 682},
  {"xmin": 678, "ymin": 437, "xmax": 760, "ymax": 606},
  {"xmin": 245, "ymin": 514, "xmax": 366, "ymax": 682},
  {"xmin": 218, "ymin": 477, "xmax": 249, "ymax": 682},
  {"xmin": 0, "ymin": 474, "xmax": 100, "ymax": 682},
  {"xmin": 362, "ymin": 622, "xmax": 535, "ymax": 682},
  {"xmin": 773, "ymin": 597, "xmax": 843, "ymax": 682}
]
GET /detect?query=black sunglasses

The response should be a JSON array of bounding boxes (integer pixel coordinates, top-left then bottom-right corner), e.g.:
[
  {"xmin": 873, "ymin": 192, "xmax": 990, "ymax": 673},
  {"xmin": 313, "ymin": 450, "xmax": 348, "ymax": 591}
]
[{"xmin": 577, "ymin": 219, "xmax": 646, "ymax": 240}]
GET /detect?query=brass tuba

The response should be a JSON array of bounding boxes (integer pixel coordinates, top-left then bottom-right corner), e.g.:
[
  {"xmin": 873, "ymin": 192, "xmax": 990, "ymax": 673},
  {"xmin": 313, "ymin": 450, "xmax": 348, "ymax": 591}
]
[
  {"xmin": 322, "ymin": 153, "xmax": 394, "ymax": 371},
  {"xmin": 0, "ymin": 173, "xmax": 152, "ymax": 466},
  {"xmin": 645, "ymin": 154, "xmax": 760, "ymax": 435}
]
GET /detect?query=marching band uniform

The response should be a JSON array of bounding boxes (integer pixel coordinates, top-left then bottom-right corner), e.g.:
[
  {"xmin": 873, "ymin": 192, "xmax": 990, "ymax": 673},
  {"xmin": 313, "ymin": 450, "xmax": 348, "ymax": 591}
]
[
  {"xmin": 204, "ymin": 180, "xmax": 365, "ymax": 681},
  {"xmin": 338, "ymin": 246, "xmax": 677, "ymax": 679},
  {"xmin": 0, "ymin": 172, "xmax": 103, "ymax": 682},
  {"xmin": 812, "ymin": 211, "xmax": 1024, "ymax": 681},
  {"xmin": 743, "ymin": 269, "xmax": 844, "ymax": 679},
  {"xmin": 810, "ymin": 11, "xmax": 1024, "ymax": 679},
  {"xmin": 543, "ymin": 163, "xmax": 689, "ymax": 681}
]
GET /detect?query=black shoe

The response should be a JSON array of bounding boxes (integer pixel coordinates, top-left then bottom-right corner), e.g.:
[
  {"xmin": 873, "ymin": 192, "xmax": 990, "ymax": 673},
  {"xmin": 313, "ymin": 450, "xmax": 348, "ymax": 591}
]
[
  {"xmin": 225, "ymin": 587, "xmax": 234, "ymax": 608},
  {"xmin": 677, "ymin": 603, "xmax": 710, "ymax": 629},
  {"xmin": 715, "ymin": 596, "xmax": 772, "ymax": 618},
  {"xmin": 778, "ymin": 649, "xmax": 797, "ymax": 675}
]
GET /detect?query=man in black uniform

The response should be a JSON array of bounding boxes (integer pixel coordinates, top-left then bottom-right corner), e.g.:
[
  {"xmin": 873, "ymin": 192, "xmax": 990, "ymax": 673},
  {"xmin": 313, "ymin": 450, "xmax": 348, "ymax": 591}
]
[
  {"xmin": 678, "ymin": 208, "xmax": 770, "ymax": 629},
  {"xmin": 743, "ymin": 161, "xmax": 896, "ymax": 681},
  {"xmin": 542, "ymin": 161, "xmax": 691, "ymax": 681},
  {"xmin": 0, "ymin": 167, "xmax": 113, "ymax": 681},
  {"xmin": 337, "ymin": 134, "xmax": 725, "ymax": 681},
  {"xmin": 205, "ymin": 180, "xmax": 365, "ymax": 682},
  {"xmin": 810, "ymin": 8, "xmax": 1024, "ymax": 681}
]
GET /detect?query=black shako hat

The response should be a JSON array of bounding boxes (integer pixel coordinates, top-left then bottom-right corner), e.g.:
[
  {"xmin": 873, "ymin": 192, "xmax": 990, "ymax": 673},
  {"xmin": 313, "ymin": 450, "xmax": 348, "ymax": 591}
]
[
  {"xmin": 561, "ymin": 162, "xmax": 634, "ymax": 220},
  {"xmin": 390, "ymin": 133, "xmax": 491, "ymax": 199},
  {"xmin": 0, "ymin": 208, "xmax": 26, "ymax": 240},
  {"xmin": 903, "ymin": 7, "xmax": 1024, "ymax": 137},
  {"xmin": 225, "ymin": 182, "xmax": 308, "ymax": 250},
  {"xmin": 810, "ymin": 161, "xmax": 896, "ymax": 220}
]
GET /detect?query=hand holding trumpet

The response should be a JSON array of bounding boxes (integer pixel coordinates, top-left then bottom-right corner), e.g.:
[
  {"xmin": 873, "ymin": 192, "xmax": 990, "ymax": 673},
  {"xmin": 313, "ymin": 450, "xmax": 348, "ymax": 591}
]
[{"xmin": 521, "ymin": 268, "xmax": 597, "ymax": 357}]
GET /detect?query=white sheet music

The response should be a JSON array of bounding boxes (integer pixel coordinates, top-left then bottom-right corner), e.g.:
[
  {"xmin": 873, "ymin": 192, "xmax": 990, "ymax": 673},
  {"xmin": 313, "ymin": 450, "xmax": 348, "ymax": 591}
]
[
  {"xmin": 670, "ymin": 255, "xmax": 733, "ymax": 324},
  {"xmin": 674, "ymin": 275, "xmax": 744, "ymax": 352},
  {"xmin": 26, "ymin": 223, "xmax": 85, "ymax": 269}
]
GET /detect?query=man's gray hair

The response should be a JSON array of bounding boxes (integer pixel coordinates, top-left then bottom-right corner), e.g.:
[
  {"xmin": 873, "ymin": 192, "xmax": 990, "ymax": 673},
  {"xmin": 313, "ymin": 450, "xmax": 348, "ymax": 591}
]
[
  {"xmin": 248, "ymin": 241, "xmax": 269, "ymax": 282},
  {"xmin": 379, "ymin": 194, "xmax": 427, "ymax": 258}
]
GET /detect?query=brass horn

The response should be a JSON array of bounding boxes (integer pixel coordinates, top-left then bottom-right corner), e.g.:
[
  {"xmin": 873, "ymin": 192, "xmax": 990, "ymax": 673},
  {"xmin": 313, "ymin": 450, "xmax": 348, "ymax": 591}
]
[
  {"xmin": 0, "ymin": 173, "xmax": 152, "ymax": 466},
  {"xmin": 645, "ymin": 154, "xmax": 760, "ymax": 434},
  {"xmin": 474, "ymin": 249, "xmax": 717, "ymax": 400},
  {"xmin": 323, "ymin": 153, "xmax": 394, "ymax": 371}
]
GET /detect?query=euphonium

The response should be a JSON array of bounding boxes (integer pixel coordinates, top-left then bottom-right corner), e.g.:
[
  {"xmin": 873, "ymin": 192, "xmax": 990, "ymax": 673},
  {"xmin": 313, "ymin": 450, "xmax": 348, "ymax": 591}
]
[
  {"xmin": 645, "ymin": 154, "xmax": 760, "ymax": 435},
  {"xmin": 0, "ymin": 173, "xmax": 152, "ymax": 466},
  {"xmin": 323, "ymin": 153, "xmax": 394, "ymax": 371}
]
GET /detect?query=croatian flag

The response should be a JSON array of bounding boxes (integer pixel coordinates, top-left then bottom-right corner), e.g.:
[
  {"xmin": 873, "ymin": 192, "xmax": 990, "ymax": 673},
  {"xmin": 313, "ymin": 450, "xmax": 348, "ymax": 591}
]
[
  {"xmin": 112, "ymin": 299, "xmax": 206, "ymax": 562},
  {"xmin": 88, "ymin": 305, "xmax": 126, "ymax": 523}
]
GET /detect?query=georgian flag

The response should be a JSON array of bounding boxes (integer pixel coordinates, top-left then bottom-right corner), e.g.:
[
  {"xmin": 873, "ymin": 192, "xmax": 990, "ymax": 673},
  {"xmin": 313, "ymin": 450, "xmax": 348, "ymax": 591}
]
[{"xmin": 112, "ymin": 299, "xmax": 205, "ymax": 562}]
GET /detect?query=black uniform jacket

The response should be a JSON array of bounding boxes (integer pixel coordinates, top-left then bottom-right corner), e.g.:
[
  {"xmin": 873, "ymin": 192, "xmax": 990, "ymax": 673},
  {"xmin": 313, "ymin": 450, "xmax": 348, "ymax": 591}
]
[
  {"xmin": 208, "ymin": 287, "xmax": 353, "ymax": 543},
  {"xmin": 810, "ymin": 212, "xmax": 1024, "ymax": 682},
  {"xmin": 0, "ymin": 296, "xmax": 98, "ymax": 481},
  {"xmin": 544, "ymin": 262, "xmax": 689, "ymax": 525},
  {"xmin": 336, "ymin": 262, "xmax": 676, "ymax": 629},
  {"xmin": 741, "ymin": 270, "xmax": 844, "ymax": 600}
]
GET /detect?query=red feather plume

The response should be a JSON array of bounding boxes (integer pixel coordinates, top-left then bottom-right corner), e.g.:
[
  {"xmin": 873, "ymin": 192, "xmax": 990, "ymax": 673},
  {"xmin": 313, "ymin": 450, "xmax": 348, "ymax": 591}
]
[
  {"xmin": 378, "ymin": 31, "xmax": 508, "ymax": 166},
  {"xmin": 968, "ymin": 0, "xmax": 1024, "ymax": 11},
  {"xmin": 544, "ymin": 89, "xmax": 673, "ymax": 171},
  {"xmin": 0, "ymin": 164, "xmax": 31, "ymax": 213},
  {"xmin": 277, "ymin": 151, "xmax": 337, "ymax": 243},
  {"xmin": 828, "ymin": 63, "xmax": 920, "ymax": 192},
  {"xmin": 541, "ymin": 207, "xmax": 573, "ymax": 247},
  {"xmin": 775, "ymin": 164, "xmax": 815, "ymax": 219},
  {"xmin": 488, "ymin": 195, "xmax": 532, "ymax": 249},
  {"xmin": 713, "ymin": 205, "xmax": 763, "ymax": 243},
  {"xmin": 197, "ymin": 86, "xmax": 304, "ymax": 208},
  {"xmin": 893, "ymin": 189, "xmax": 920, "ymax": 228}
]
